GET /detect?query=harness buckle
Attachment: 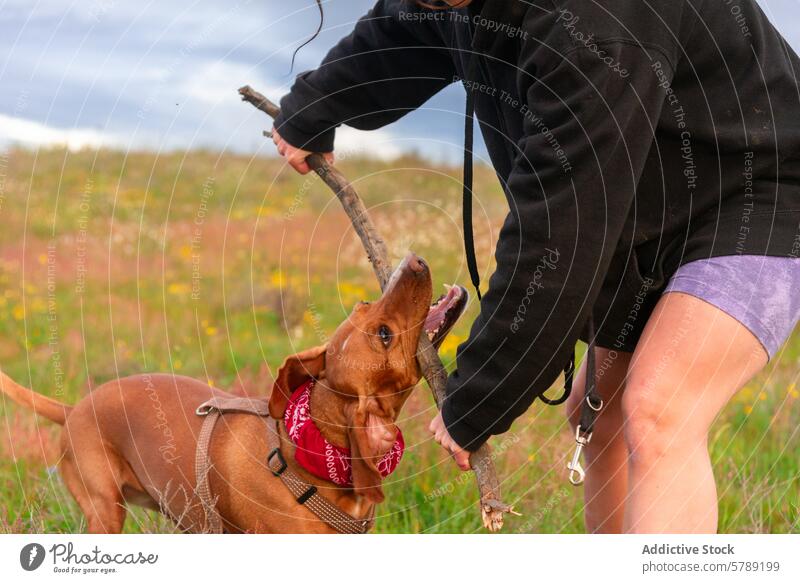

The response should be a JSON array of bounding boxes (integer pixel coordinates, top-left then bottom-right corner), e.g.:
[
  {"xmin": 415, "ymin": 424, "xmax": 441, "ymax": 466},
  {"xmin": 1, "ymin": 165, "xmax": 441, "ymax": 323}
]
[
  {"xmin": 196, "ymin": 403, "xmax": 214, "ymax": 416},
  {"xmin": 567, "ymin": 425, "xmax": 592, "ymax": 486},
  {"xmin": 267, "ymin": 447, "xmax": 288, "ymax": 476}
]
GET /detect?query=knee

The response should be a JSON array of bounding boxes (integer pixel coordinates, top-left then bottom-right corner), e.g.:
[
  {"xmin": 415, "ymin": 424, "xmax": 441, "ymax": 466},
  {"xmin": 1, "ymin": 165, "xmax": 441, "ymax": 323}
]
[{"xmin": 621, "ymin": 381, "xmax": 682, "ymax": 465}]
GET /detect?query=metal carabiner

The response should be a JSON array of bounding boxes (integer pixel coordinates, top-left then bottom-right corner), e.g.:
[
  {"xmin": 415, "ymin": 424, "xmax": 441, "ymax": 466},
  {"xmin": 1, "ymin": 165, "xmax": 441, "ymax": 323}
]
[
  {"xmin": 567, "ymin": 426, "xmax": 592, "ymax": 486},
  {"xmin": 567, "ymin": 444, "xmax": 585, "ymax": 485}
]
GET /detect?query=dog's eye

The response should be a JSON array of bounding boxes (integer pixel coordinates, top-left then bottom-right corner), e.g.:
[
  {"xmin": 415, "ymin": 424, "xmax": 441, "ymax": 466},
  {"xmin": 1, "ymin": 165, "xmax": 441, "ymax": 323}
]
[{"xmin": 378, "ymin": 325, "xmax": 392, "ymax": 346}]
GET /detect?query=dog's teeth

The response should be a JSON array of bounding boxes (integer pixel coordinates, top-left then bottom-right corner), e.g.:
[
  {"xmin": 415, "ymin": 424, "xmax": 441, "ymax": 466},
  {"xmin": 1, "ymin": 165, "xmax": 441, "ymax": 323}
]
[{"xmin": 444, "ymin": 284, "xmax": 452, "ymax": 291}]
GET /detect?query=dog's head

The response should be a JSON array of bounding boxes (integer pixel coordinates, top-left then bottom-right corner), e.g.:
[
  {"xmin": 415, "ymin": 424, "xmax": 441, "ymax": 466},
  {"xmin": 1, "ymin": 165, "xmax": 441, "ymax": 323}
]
[{"xmin": 269, "ymin": 253, "xmax": 467, "ymax": 500}]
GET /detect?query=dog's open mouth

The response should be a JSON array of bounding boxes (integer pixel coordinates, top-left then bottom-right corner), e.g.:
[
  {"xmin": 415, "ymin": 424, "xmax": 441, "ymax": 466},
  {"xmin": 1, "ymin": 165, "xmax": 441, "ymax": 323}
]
[{"xmin": 425, "ymin": 284, "xmax": 468, "ymax": 349}]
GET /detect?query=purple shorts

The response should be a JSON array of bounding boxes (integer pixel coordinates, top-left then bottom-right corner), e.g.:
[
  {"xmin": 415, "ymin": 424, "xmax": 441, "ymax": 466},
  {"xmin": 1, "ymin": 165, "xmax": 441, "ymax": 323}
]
[{"xmin": 664, "ymin": 255, "xmax": 800, "ymax": 359}]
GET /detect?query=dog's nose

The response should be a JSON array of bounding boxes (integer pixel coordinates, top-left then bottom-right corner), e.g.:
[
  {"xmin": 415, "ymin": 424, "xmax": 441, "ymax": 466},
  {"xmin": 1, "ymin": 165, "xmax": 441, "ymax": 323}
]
[{"xmin": 407, "ymin": 254, "xmax": 427, "ymax": 273}]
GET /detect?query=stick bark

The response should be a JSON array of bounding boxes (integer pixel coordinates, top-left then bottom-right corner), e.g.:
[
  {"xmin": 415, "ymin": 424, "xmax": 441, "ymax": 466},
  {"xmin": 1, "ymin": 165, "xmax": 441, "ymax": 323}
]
[{"xmin": 239, "ymin": 85, "xmax": 514, "ymax": 531}]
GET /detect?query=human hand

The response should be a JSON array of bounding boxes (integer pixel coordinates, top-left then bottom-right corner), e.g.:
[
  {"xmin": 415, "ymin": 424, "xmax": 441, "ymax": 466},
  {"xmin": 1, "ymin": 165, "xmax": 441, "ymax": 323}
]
[
  {"xmin": 428, "ymin": 411, "xmax": 471, "ymax": 471},
  {"xmin": 272, "ymin": 127, "xmax": 334, "ymax": 175}
]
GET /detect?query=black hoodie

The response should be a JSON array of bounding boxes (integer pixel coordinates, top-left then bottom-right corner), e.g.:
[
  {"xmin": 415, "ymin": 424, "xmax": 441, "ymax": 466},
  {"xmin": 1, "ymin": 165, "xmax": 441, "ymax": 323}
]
[{"xmin": 275, "ymin": 0, "xmax": 800, "ymax": 451}]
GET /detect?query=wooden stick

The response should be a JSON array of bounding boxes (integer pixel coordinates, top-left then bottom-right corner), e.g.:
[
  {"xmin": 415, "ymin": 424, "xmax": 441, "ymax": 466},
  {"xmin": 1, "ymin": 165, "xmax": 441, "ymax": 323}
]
[{"xmin": 239, "ymin": 85, "xmax": 515, "ymax": 531}]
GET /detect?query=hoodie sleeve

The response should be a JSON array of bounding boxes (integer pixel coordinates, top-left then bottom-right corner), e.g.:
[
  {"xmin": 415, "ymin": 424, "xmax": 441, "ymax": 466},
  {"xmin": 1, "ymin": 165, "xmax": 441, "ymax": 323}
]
[
  {"xmin": 274, "ymin": 0, "xmax": 456, "ymax": 152},
  {"xmin": 442, "ymin": 42, "xmax": 674, "ymax": 451}
]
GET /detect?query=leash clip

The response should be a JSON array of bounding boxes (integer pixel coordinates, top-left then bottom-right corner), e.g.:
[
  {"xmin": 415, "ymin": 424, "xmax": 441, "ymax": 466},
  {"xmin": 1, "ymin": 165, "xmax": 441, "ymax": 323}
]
[{"xmin": 567, "ymin": 425, "xmax": 592, "ymax": 486}]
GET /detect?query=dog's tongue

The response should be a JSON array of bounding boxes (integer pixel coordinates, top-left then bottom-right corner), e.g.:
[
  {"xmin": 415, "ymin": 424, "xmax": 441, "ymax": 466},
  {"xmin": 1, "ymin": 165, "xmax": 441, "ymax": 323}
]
[{"xmin": 425, "ymin": 284, "xmax": 467, "ymax": 345}]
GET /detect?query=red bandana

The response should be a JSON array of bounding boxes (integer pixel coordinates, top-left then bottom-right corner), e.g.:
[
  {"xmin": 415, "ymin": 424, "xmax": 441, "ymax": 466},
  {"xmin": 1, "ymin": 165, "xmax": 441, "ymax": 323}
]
[{"xmin": 283, "ymin": 380, "xmax": 404, "ymax": 486}]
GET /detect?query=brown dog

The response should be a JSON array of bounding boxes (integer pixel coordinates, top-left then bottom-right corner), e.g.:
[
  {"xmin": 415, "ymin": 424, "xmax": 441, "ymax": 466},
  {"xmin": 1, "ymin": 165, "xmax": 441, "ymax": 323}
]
[{"xmin": 0, "ymin": 253, "xmax": 466, "ymax": 533}]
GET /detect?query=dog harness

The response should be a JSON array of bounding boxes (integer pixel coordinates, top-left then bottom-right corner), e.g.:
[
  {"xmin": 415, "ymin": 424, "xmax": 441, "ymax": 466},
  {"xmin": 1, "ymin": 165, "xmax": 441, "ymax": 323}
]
[
  {"xmin": 193, "ymin": 395, "xmax": 375, "ymax": 534},
  {"xmin": 283, "ymin": 380, "xmax": 404, "ymax": 486}
]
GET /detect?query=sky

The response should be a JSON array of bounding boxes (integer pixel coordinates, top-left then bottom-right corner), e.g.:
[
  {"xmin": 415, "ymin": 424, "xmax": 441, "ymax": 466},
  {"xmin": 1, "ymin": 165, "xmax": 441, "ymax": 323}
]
[{"xmin": 1, "ymin": 0, "xmax": 800, "ymax": 162}]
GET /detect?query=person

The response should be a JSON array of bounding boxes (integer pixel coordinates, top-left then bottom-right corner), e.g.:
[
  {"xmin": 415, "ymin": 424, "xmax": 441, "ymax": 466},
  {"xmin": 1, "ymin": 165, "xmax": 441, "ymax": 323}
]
[{"xmin": 271, "ymin": 0, "xmax": 800, "ymax": 533}]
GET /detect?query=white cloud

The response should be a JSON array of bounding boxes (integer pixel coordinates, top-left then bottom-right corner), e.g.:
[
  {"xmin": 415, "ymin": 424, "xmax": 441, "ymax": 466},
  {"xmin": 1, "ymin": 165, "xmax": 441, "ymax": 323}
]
[
  {"xmin": 0, "ymin": 114, "xmax": 122, "ymax": 150},
  {"xmin": 177, "ymin": 60, "xmax": 286, "ymax": 107},
  {"xmin": 335, "ymin": 126, "xmax": 404, "ymax": 161},
  {"xmin": 0, "ymin": 112, "xmax": 407, "ymax": 161}
]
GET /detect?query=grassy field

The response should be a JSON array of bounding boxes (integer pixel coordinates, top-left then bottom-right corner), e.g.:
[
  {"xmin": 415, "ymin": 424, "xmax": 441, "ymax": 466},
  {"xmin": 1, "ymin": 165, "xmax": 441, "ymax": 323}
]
[{"xmin": 0, "ymin": 147, "xmax": 797, "ymax": 534}]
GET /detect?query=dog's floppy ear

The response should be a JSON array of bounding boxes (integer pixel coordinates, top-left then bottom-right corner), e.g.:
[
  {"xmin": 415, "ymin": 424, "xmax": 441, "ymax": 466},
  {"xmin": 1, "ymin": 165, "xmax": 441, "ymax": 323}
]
[
  {"xmin": 269, "ymin": 344, "xmax": 327, "ymax": 418},
  {"xmin": 347, "ymin": 406, "xmax": 387, "ymax": 504}
]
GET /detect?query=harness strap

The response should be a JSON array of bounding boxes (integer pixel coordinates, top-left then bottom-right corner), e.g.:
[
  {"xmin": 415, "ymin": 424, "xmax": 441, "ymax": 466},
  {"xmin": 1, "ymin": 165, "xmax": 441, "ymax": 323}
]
[
  {"xmin": 263, "ymin": 416, "xmax": 374, "ymax": 534},
  {"xmin": 193, "ymin": 397, "xmax": 373, "ymax": 534},
  {"xmin": 197, "ymin": 396, "xmax": 271, "ymax": 417},
  {"xmin": 195, "ymin": 408, "xmax": 224, "ymax": 533}
]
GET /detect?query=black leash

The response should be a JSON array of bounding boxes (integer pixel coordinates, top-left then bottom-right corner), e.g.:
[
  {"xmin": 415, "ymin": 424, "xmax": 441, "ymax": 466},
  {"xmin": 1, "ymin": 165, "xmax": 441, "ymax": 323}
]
[
  {"xmin": 462, "ymin": 54, "xmax": 575, "ymax": 406},
  {"xmin": 567, "ymin": 317, "xmax": 602, "ymax": 485},
  {"xmin": 462, "ymin": 54, "xmax": 482, "ymax": 301},
  {"xmin": 540, "ymin": 351, "xmax": 574, "ymax": 406},
  {"xmin": 579, "ymin": 318, "xmax": 602, "ymax": 433},
  {"xmin": 460, "ymin": 53, "xmax": 600, "ymax": 485}
]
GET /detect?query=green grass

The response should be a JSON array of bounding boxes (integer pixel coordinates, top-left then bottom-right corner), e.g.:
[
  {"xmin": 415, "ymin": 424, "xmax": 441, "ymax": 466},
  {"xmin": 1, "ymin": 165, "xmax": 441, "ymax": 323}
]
[{"xmin": 0, "ymin": 147, "xmax": 798, "ymax": 533}]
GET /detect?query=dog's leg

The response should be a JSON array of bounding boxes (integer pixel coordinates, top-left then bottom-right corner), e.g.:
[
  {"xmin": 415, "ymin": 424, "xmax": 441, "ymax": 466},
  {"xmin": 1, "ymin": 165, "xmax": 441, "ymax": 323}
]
[{"xmin": 60, "ymin": 451, "xmax": 128, "ymax": 534}]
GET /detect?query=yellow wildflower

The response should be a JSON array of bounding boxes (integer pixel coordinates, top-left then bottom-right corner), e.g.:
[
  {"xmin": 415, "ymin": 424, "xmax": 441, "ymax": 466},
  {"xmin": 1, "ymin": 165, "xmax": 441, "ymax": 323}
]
[
  {"xmin": 786, "ymin": 383, "xmax": 797, "ymax": 395},
  {"xmin": 256, "ymin": 206, "xmax": 275, "ymax": 218},
  {"xmin": 167, "ymin": 283, "xmax": 189, "ymax": 295},
  {"xmin": 270, "ymin": 270, "xmax": 285, "ymax": 287},
  {"xmin": 338, "ymin": 281, "xmax": 367, "ymax": 301},
  {"xmin": 438, "ymin": 333, "xmax": 464, "ymax": 357}
]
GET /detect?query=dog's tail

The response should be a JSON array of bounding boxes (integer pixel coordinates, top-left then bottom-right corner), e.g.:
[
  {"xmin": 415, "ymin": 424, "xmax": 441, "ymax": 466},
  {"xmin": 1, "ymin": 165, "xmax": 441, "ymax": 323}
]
[{"xmin": 0, "ymin": 369, "xmax": 71, "ymax": 425}]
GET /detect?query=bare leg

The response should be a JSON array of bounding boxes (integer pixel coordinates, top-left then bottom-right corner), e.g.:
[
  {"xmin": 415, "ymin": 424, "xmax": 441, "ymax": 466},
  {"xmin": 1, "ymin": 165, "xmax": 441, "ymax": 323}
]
[
  {"xmin": 566, "ymin": 347, "xmax": 632, "ymax": 533},
  {"xmin": 622, "ymin": 292, "xmax": 767, "ymax": 533}
]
